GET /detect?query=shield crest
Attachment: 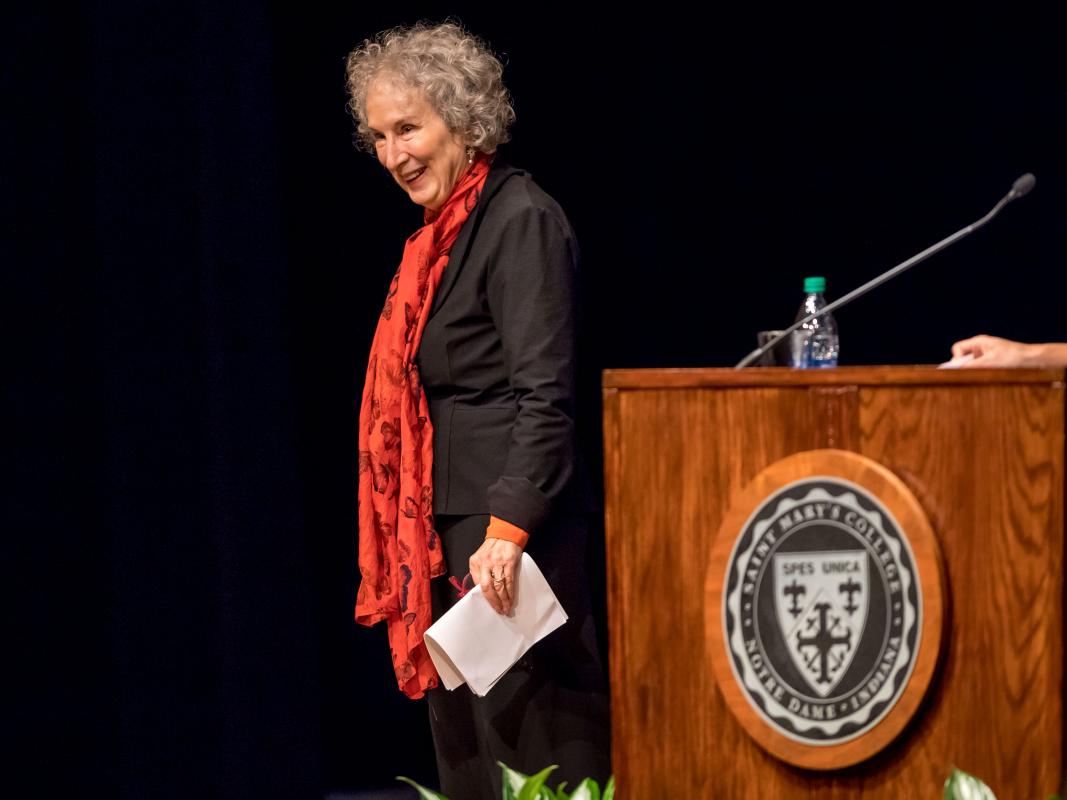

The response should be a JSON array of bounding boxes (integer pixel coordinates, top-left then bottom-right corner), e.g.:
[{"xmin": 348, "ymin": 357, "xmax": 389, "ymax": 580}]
[{"xmin": 773, "ymin": 551, "xmax": 869, "ymax": 697}]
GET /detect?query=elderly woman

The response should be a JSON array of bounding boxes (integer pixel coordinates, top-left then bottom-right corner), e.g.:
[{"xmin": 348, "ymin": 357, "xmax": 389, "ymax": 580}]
[{"xmin": 347, "ymin": 22, "xmax": 610, "ymax": 799}]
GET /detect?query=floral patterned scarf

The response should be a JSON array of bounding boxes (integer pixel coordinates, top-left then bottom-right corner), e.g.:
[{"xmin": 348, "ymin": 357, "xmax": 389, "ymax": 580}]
[{"xmin": 355, "ymin": 153, "xmax": 491, "ymax": 698}]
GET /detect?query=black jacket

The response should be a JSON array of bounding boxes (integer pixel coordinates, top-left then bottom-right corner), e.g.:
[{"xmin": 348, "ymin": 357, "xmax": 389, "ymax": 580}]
[{"xmin": 414, "ymin": 160, "xmax": 595, "ymax": 533}]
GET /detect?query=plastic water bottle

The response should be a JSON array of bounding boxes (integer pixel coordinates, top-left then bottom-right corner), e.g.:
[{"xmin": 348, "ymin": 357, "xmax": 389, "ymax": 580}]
[{"xmin": 790, "ymin": 276, "xmax": 839, "ymax": 368}]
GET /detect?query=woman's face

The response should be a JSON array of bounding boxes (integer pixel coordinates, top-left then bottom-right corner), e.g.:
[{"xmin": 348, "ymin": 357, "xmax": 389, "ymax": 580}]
[{"xmin": 365, "ymin": 78, "xmax": 468, "ymax": 212}]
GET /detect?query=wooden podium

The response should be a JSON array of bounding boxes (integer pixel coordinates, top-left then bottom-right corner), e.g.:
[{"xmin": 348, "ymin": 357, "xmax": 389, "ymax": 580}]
[{"xmin": 602, "ymin": 367, "xmax": 1064, "ymax": 797}]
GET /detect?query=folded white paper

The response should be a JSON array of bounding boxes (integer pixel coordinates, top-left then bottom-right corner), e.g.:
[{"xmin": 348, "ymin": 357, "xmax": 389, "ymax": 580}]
[
  {"xmin": 424, "ymin": 552, "xmax": 568, "ymax": 697},
  {"xmin": 938, "ymin": 353, "xmax": 975, "ymax": 369}
]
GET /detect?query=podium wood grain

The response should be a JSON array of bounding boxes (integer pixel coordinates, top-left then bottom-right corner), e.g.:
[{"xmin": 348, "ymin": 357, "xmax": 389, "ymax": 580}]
[{"xmin": 602, "ymin": 367, "xmax": 1064, "ymax": 798}]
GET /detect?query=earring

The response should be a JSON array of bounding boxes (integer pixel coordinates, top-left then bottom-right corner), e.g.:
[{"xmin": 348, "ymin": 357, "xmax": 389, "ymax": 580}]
[{"xmin": 466, "ymin": 146, "xmax": 474, "ymax": 164}]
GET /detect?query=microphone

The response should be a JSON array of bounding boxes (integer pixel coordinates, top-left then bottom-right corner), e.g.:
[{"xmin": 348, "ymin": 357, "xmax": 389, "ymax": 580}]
[
  {"xmin": 735, "ymin": 173, "xmax": 1037, "ymax": 369},
  {"xmin": 1010, "ymin": 172, "xmax": 1036, "ymax": 199}
]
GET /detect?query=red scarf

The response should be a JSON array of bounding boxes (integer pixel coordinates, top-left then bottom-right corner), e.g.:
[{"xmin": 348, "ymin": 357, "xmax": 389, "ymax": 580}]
[{"xmin": 355, "ymin": 154, "xmax": 491, "ymax": 698}]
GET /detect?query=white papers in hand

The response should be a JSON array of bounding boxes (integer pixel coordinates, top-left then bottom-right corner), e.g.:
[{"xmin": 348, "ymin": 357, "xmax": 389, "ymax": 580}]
[{"xmin": 423, "ymin": 552, "xmax": 567, "ymax": 697}]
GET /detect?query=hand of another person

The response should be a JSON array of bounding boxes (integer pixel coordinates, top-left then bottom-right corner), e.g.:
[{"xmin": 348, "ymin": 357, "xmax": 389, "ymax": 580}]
[
  {"xmin": 469, "ymin": 537, "xmax": 522, "ymax": 615},
  {"xmin": 950, "ymin": 334, "xmax": 1038, "ymax": 368}
]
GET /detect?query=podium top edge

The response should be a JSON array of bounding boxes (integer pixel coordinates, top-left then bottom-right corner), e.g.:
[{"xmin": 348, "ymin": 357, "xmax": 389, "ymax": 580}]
[{"xmin": 601, "ymin": 365, "xmax": 1066, "ymax": 389}]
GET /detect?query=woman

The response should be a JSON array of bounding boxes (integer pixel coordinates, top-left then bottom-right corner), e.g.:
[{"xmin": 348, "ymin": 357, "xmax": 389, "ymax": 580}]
[{"xmin": 347, "ymin": 22, "xmax": 610, "ymax": 799}]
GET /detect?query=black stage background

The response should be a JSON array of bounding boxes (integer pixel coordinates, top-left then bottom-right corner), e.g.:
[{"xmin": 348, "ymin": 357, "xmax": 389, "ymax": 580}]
[{"xmin": 11, "ymin": 4, "xmax": 1066, "ymax": 797}]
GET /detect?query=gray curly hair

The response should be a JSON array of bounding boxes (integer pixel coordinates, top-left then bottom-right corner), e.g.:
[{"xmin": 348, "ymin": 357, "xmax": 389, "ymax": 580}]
[{"xmin": 345, "ymin": 22, "xmax": 516, "ymax": 155}]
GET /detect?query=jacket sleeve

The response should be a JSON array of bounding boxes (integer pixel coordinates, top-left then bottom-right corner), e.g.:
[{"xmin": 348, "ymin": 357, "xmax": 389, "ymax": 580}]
[{"xmin": 484, "ymin": 202, "xmax": 581, "ymax": 534}]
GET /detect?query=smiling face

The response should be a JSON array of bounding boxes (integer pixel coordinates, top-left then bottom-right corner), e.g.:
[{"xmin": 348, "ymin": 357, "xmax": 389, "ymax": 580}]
[{"xmin": 365, "ymin": 78, "xmax": 469, "ymax": 212}]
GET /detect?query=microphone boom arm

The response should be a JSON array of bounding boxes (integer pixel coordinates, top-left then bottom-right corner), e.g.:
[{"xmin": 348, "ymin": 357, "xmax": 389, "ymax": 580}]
[{"xmin": 734, "ymin": 174, "xmax": 1034, "ymax": 370}]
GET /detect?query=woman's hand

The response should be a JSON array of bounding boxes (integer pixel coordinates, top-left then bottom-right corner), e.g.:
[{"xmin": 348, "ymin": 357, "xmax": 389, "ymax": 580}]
[{"xmin": 469, "ymin": 537, "xmax": 522, "ymax": 615}]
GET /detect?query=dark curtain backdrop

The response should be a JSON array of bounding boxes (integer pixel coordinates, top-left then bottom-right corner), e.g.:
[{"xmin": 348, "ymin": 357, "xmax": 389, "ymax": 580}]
[{"xmin": 11, "ymin": 3, "xmax": 1066, "ymax": 797}]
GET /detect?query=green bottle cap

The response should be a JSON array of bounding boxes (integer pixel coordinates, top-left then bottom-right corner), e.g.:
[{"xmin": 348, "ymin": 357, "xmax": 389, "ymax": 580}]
[{"xmin": 803, "ymin": 276, "xmax": 826, "ymax": 293}]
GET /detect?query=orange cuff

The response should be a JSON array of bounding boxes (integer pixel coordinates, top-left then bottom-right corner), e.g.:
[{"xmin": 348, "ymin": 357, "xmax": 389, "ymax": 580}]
[{"xmin": 486, "ymin": 515, "xmax": 530, "ymax": 548}]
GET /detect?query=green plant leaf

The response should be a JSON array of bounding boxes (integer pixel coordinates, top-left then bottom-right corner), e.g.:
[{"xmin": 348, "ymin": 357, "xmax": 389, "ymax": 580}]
[
  {"xmin": 516, "ymin": 765, "xmax": 559, "ymax": 800},
  {"xmin": 602, "ymin": 776, "xmax": 614, "ymax": 800},
  {"xmin": 944, "ymin": 768, "xmax": 997, "ymax": 800},
  {"xmin": 500, "ymin": 763, "xmax": 529, "ymax": 800},
  {"xmin": 553, "ymin": 781, "xmax": 569, "ymax": 799},
  {"xmin": 396, "ymin": 776, "xmax": 449, "ymax": 800},
  {"xmin": 567, "ymin": 778, "xmax": 600, "ymax": 800}
]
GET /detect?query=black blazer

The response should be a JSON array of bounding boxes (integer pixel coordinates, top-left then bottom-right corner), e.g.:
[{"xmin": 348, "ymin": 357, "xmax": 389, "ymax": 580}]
[{"xmin": 414, "ymin": 159, "xmax": 595, "ymax": 534}]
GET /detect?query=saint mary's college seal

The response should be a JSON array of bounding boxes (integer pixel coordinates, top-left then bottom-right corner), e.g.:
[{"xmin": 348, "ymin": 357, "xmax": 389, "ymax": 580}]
[{"xmin": 706, "ymin": 450, "xmax": 944, "ymax": 770}]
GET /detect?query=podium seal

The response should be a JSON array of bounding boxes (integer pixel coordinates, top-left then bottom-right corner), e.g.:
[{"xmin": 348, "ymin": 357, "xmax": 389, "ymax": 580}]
[{"xmin": 707, "ymin": 450, "xmax": 944, "ymax": 769}]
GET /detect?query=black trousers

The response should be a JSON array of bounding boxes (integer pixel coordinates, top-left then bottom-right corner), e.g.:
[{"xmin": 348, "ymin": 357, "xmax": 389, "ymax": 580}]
[{"xmin": 427, "ymin": 513, "xmax": 611, "ymax": 800}]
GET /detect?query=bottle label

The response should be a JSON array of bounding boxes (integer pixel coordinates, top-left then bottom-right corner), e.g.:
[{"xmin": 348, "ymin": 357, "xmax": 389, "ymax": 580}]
[{"xmin": 790, "ymin": 331, "xmax": 838, "ymax": 368}]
